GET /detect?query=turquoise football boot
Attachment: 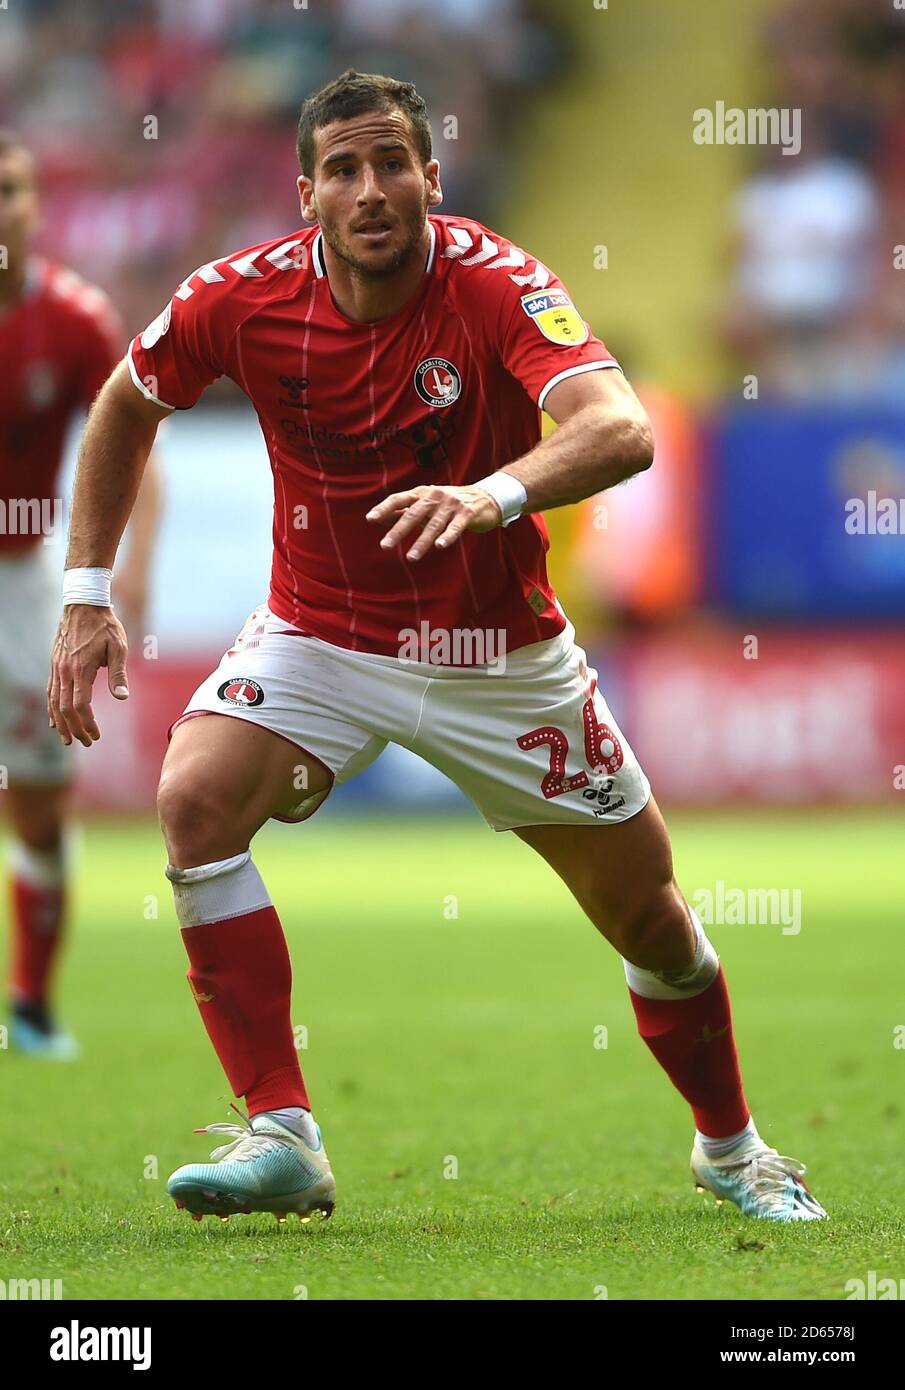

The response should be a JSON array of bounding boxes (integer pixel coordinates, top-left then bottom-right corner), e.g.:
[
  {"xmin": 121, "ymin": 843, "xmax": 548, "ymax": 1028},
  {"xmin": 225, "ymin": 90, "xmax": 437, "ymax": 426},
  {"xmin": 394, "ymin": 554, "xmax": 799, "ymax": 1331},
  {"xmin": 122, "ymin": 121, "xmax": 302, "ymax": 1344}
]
[
  {"xmin": 691, "ymin": 1138, "xmax": 827, "ymax": 1221},
  {"xmin": 168, "ymin": 1112, "xmax": 335, "ymax": 1223},
  {"xmin": 10, "ymin": 1001, "xmax": 79, "ymax": 1060}
]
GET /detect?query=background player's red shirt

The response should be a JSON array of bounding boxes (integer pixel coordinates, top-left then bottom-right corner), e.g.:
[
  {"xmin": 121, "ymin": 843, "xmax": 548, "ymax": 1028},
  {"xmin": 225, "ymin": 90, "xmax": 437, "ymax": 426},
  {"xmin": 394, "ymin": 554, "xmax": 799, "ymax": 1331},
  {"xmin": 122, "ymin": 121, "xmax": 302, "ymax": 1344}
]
[
  {"xmin": 0, "ymin": 257, "xmax": 123, "ymax": 555},
  {"xmin": 129, "ymin": 213, "xmax": 620, "ymax": 657}
]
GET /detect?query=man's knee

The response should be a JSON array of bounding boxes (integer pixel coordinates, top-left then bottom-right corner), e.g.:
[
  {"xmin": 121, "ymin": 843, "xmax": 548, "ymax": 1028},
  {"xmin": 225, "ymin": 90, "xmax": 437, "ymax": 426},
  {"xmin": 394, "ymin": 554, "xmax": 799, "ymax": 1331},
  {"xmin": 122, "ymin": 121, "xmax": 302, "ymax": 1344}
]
[
  {"xmin": 6, "ymin": 786, "xmax": 68, "ymax": 852},
  {"xmin": 611, "ymin": 881, "xmax": 696, "ymax": 974},
  {"xmin": 157, "ymin": 765, "xmax": 248, "ymax": 867},
  {"xmin": 14, "ymin": 816, "xmax": 65, "ymax": 856}
]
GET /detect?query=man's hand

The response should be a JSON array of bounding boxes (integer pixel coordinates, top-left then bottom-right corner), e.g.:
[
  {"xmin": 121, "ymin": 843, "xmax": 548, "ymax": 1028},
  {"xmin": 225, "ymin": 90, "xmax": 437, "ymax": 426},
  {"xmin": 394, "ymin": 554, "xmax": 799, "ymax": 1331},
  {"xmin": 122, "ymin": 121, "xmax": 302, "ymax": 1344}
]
[
  {"xmin": 366, "ymin": 484, "xmax": 502, "ymax": 560},
  {"xmin": 47, "ymin": 605, "xmax": 129, "ymax": 747}
]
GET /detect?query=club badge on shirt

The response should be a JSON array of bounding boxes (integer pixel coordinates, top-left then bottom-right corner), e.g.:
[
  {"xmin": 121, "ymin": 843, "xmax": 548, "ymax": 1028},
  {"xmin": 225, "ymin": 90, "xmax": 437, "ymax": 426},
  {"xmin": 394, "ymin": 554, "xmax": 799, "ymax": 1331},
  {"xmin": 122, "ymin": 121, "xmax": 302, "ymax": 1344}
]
[{"xmin": 414, "ymin": 357, "xmax": 462, "ymax": 407}]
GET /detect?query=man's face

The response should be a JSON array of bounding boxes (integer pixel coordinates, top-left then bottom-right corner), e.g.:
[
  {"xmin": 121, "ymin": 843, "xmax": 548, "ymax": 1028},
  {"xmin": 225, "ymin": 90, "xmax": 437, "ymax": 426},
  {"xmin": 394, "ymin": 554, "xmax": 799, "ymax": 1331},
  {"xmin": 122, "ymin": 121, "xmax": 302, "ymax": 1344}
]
[
  {"xmin": 0, "ymin": 149, "xmax": 38, "ymax": 259},
  {"xmin": 298, "ymin": 108, "xmax": 441, "ymax": 279}
]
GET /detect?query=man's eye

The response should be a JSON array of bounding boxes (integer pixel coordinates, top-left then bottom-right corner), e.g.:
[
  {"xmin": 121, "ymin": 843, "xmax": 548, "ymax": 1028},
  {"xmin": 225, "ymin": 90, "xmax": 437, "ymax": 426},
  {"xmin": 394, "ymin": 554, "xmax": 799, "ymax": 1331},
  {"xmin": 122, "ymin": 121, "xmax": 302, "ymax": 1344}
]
[{"xmin": 384, "ymin": 160, "xmax": 402, "ymax": 171}]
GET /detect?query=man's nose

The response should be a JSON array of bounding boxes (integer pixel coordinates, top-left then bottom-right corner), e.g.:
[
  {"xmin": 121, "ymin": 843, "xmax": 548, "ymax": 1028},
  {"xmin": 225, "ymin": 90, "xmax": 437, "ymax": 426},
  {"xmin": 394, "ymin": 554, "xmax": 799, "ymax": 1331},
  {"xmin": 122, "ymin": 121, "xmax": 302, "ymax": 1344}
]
[{"xmin": 356, "ymin": 166, "xmax": 385, "ymax": 204}]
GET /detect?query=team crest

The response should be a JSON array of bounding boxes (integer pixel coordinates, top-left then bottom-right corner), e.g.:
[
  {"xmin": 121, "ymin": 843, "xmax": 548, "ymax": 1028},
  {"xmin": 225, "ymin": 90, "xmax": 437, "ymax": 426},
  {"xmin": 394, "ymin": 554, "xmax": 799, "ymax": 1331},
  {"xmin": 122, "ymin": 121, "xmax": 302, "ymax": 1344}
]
[
  {"xmin": 218, "ymin": 678, "xmax": 264, "ymax": 707},
  {"xmin": 519, "ymin": 289, "xmax": 589, "ymax": 346},
  {"xmin": 414, "ymin": 357, "xmax": 461, "ymax": 408}
]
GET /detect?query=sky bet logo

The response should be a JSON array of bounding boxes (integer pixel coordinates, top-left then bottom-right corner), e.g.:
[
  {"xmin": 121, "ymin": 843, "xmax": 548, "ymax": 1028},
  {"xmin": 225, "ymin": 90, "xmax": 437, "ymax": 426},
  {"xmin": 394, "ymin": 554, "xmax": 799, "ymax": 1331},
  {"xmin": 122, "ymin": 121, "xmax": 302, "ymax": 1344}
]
[
  {"xmin": 519, "ymin": 289, "xmax": 589, "ymax": 345},
  {"xmin": 50, "ymin": 1321, "xmax": 151, "ymax": 1371},
  {"xmin": 521, "ymin": 291, "xmax": 567, "ymax": 315}
]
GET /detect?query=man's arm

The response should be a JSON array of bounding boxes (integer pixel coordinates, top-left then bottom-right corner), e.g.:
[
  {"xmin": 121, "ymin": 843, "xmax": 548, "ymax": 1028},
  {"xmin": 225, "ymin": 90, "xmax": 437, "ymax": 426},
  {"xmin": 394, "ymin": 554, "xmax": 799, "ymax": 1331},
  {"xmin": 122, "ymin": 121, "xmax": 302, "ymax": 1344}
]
[
  {"xmin": 496, "ymin": 366, "xmax": 654, "ymax": 510},
  {"xmin": 367, "ymin": 367, "xmax": 654, "ymax": 560},
  {"xmin": 48, "ymin": 358, "xmax": 171, "ymax": 747}
]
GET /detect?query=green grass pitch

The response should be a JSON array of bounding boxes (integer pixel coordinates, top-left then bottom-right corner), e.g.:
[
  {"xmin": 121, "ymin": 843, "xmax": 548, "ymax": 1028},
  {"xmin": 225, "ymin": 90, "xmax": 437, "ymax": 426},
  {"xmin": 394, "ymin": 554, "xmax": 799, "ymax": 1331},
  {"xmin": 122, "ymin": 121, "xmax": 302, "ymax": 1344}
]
[{"xmin": 0, "ymin": 808, "xmax": 901, "ymax": 1300}]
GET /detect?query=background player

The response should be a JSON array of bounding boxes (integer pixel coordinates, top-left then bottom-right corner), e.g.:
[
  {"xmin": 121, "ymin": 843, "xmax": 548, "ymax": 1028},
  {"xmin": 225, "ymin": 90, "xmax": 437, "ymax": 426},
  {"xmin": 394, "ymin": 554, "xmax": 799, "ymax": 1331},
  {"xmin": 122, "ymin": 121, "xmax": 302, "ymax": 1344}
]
[
  {"xmin": 47, "ymin": 72, "xmax": 825, "ymax": 1222},
  {"xmin": 0, "ymin": 131, "xmax": 161, "ymax": 1057}
]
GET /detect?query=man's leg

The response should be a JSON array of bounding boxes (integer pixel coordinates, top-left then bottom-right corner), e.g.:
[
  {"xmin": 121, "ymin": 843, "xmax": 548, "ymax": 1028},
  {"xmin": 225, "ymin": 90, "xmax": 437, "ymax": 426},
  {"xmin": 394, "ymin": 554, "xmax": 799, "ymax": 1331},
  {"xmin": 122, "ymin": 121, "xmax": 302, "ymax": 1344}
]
[
  {"xmin": 158, "ymin": 712, "xmax": 338, "ymax": 1220},
  {"xmin": 155, "ymin": 602, "xmax": 395, "ymax": 1219},
  {"xmin": 2, "ymin": 542, "xmax": 75, "ymax": 1048},
  {"xmin": 158, "ymin": 712, "xmax": 331, "ymax": 1119},
  {"xmin": 411, "ymin": 613, "xmax": 826, "ymax": 1219},
  {"xmin": 516, "ymin": 798, "xmax": 750, "ymax": 1142},
  {"xmin": 5, "ymin": 781, "xmax": 77, "ymax": 1055},
  {"xmin": 515, "ymin": 799, "xmax": 827, "ymax": 1219}
]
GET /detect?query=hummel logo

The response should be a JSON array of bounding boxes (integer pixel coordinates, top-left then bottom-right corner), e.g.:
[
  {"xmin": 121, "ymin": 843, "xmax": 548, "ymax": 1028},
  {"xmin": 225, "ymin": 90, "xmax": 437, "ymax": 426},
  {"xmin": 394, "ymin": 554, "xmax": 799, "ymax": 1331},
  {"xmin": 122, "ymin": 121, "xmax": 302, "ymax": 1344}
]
[
  {"xmin": 700, "ymin": 1024, "xmax": 729, "ymax": 1044},
  {"xmin": 189, "ymin": 979, "xmax": 214, "ymax": 1004}
]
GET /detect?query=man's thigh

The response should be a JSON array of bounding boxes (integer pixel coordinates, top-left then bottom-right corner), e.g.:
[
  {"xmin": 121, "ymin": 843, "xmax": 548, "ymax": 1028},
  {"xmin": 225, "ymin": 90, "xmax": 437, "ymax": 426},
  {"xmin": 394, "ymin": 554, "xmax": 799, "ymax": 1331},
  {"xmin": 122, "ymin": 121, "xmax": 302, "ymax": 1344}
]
[
  {"xmin": 4, "ymin": 783, "xmax": 70, "ymax": 848},
  {"xmin": 0, "ymin": 550, "xmax": 70, "ymax": 787},
  {"xmin": 161, "ymin": 714, "xmax": 329, "ymax": 828},
  {"xmin": 167, "ymin": 603, "xmax": 390, "ymax": 825},
  {"xmin": 0, "ymin": 685, "xmax": 70, "ymax": 786}
]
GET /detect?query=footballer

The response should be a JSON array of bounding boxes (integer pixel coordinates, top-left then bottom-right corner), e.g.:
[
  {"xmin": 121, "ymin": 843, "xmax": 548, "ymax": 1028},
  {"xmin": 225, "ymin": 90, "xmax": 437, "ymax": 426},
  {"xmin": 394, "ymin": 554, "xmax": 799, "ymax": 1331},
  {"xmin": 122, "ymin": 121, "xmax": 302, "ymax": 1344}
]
[
  {"xmin": 47, "ymin": 72, "xmax": 826, "ymax": 1222},
  {"xmin": 0, "ymin": 132, "xmax": 160, "ymax": 1057}
]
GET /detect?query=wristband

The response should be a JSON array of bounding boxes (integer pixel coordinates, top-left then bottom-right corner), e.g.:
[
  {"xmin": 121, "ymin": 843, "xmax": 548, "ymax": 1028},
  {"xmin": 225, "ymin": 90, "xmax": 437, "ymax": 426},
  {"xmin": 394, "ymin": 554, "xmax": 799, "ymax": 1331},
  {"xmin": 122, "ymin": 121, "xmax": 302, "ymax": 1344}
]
[
  {"xmin": 62, "ymin": 567, "xmax": 113, "ymax": 606},
  {"xmin": 474, "ymin": 471, "xmax": 528, "ymax": 527}
]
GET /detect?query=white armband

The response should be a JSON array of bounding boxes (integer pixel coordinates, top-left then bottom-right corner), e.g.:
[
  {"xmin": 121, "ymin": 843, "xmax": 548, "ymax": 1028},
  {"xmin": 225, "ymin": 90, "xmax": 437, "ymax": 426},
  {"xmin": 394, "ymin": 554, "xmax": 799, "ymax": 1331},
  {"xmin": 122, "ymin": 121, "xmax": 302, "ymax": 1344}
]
[
  {"xmin": 474, "ymin": 471, "xmax": 528, "ymax": 527},
  {"xmin": 62, "ymin": 567, "xmax": 113, "ymax": 607}
]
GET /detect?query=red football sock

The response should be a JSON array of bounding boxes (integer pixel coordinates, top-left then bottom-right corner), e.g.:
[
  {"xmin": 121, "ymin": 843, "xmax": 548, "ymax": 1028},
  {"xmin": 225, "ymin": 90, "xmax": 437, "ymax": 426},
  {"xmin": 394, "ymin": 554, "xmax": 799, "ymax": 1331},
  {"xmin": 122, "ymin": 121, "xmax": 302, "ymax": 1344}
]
[
  {"xmin": 9, "ymin": 873, "xmax": 65, "ymax": 1005},
  {"xmin": 628, "ymin": 967, "xmax": 750, "ymax": 1137},
  {"xmin": 180, "ymin": 905, "xmax": 310, "ymax": 1116}
]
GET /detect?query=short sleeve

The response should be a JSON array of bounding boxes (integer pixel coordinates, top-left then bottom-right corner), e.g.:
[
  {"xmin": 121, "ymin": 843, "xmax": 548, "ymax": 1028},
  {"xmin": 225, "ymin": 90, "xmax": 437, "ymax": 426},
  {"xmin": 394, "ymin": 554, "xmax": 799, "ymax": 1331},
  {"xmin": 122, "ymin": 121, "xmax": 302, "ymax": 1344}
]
[
  {"xmin": 128, "ymin": 270, "xmax": 231, "ymax": 411},
  {"xmin": 497, "ymin": 272, "xmax": 620, "ymax": 412}
]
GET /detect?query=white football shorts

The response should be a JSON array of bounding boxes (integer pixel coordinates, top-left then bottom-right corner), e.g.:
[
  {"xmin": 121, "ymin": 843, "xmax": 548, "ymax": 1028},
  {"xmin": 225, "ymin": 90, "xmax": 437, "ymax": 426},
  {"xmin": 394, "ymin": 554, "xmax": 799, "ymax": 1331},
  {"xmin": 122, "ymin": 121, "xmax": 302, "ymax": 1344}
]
[
  {"xmin": 172, "ymin": 602, "xmax": 652, "ymax": 831},
  {"xmin": 0, "ymin": 544, "xmax": 69, "ymax": 785}
]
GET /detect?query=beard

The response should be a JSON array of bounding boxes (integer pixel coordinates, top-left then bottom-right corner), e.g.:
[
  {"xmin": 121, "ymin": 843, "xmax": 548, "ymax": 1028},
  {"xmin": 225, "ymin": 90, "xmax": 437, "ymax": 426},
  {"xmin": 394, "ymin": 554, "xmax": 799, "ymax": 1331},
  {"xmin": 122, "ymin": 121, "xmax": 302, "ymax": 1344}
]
[{"xmin": 318, "ymin": 197, "xmax": 428, "ymax": 280}]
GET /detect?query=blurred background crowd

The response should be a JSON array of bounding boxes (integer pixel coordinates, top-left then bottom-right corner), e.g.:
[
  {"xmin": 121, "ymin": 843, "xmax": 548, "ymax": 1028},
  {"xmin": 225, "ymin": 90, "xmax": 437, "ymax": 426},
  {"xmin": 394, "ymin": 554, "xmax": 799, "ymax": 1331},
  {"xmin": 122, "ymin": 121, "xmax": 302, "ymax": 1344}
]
[
  {"xmin": 7, "ymin": 0, "xmax": 904, "ymax": 401},
  {"xmin": 723, "ymin": 0, "xmax": 905, "ymax": 401},
  {"xmin": 0, "ymin": 0, "xmax": 568, "ymax": 333},
  {"xmin": 2, "ymin": 0, "xmax": 903, "ymax": 810}
]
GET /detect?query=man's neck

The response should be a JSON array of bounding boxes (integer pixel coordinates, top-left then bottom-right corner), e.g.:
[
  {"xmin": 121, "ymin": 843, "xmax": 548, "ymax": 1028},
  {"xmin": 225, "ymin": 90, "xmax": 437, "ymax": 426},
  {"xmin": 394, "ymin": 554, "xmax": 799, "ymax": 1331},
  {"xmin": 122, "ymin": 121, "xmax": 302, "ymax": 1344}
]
[{"xmin": 320, "ymin": 221, "xmax": 432, "ymax": 324}]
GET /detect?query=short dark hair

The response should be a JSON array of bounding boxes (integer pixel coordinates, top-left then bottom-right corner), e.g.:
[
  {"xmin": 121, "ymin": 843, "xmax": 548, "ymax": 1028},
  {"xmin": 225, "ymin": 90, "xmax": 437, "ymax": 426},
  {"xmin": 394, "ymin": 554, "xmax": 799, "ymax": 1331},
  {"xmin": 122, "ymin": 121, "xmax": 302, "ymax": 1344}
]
[{"xmin": 297, "ymin": 69, "xmax": 432, "ymax": 178}]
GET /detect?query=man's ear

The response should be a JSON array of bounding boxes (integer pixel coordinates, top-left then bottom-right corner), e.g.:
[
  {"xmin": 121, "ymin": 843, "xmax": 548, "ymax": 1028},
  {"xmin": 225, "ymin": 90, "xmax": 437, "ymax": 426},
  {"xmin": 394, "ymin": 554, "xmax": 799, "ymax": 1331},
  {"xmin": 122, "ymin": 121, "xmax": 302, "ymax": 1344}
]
[
  {"xmin": 297, "ymin": 174, "xmax": 318, "ymax": 223},
  {"xmin": 427, "ymin": 158, "xmax": 443, "ymax": 207}
]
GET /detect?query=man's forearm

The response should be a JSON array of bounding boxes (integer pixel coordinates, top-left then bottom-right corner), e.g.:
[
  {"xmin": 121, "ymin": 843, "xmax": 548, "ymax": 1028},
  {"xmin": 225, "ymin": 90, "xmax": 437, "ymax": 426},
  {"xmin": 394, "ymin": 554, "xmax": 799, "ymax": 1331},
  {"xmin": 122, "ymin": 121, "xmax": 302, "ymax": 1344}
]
[
  {"xmin": 501, "ymin": 401, "xmax": 654, "ymax": 514},
  {"xmin": 66, "ymin": 378, "xmax": 162, "ymax": 570}
]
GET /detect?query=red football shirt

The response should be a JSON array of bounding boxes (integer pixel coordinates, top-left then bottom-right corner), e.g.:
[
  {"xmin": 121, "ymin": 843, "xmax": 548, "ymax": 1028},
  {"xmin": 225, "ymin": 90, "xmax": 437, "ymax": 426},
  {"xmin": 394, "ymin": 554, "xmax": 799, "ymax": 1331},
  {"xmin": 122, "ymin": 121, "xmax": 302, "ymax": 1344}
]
[
  {"xmin": 129, "ymin": 214, "xmax": 620, "ymax": 657},
  {"xmin": 0, "ymin": 257, "xmax": 123, "ymax": 554}
]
